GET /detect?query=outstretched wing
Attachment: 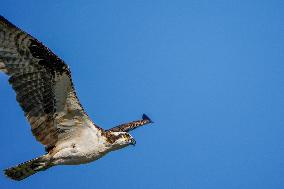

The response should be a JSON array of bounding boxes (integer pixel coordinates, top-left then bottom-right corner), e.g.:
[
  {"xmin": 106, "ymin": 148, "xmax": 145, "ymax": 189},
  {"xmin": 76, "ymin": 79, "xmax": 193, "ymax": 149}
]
[
  {"xmin": 0, "ymin": 16, "xmax": 101, "ymax": 150},
  {"xmin": 108, "ymin": 114, "xmax": 153, "ymax": 132}
]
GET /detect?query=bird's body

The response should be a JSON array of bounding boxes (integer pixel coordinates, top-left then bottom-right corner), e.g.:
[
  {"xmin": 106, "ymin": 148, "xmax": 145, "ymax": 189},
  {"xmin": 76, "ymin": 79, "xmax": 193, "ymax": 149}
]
[
  {"xmin": 0, "ymin": 16, "xmax": 153, "ymax": 181},
  {"xmin": 47, "ymin": 121, "xmax": 106, "ymax": 165}
]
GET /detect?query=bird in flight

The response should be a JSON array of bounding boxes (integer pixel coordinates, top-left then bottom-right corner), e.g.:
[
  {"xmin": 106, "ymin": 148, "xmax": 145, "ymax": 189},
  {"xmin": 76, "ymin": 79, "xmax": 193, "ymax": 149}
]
[{"xmin": 0, "ymin": 16, "xmax": 153, "ymax": 181}]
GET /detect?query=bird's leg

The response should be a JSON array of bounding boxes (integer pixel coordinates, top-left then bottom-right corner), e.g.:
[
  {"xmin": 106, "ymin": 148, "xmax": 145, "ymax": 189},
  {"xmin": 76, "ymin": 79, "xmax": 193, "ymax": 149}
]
[{"xmin": 108, "ymin": 114, "xmax": 153, "ymax": 132}]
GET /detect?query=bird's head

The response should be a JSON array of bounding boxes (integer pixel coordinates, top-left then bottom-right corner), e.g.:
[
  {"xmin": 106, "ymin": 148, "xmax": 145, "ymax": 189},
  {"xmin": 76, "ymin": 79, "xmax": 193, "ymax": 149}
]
[{"xmin": 105, "ymin": 131, "xmax": 136, "ymax": 150}]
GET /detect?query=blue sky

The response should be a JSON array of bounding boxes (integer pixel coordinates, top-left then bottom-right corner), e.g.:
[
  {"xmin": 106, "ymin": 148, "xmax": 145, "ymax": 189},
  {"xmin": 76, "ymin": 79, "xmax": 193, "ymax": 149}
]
[{"xmin": 0, "ymin": 0, "xmax": 284, "ymax": 188}]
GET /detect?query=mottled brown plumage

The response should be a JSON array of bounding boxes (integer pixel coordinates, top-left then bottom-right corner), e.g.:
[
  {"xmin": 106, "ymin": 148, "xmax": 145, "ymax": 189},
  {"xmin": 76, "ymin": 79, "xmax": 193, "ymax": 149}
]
[
  {"xmin": 109, "ymin": 114, "xmax": 153, "ymax": 132},
  {"xmin": 0, "ymin": 15, "xmax": 89, "ymax": 150},
  {"xmin": 0, "ymin": 15, "xmax": 153, "ymax": 181}
]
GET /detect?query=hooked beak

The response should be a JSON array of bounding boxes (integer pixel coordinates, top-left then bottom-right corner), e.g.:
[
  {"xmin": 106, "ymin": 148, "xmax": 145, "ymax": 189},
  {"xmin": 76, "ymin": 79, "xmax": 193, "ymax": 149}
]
[{"xmin": 130, "ymin": 138, "xmax": 136, "ymax": 146}]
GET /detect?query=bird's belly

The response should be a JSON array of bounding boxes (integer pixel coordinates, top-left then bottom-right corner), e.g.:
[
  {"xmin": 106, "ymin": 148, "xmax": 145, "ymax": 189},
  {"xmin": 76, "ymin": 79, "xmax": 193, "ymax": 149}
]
[
  {"xmin": 51, "ymin": 127, "xmax": 110, "ymax": 165},
  {"xmin": 61, "ymin": 153, "xmax": 105, "ymax": 165},
  {"xmin": 52, "ymin": 146, "xmax": 107, "ymax": 165},
  {"xmin": 51, "ymin": 140, "xmax": 109, "ymax": 165}
]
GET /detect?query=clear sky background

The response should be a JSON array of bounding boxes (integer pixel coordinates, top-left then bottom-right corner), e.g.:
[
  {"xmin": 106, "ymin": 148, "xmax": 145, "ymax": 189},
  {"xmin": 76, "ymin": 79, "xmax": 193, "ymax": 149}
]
[{"xmin": 0, "ymin": 1, "xmax": 283, "ymax": 188}]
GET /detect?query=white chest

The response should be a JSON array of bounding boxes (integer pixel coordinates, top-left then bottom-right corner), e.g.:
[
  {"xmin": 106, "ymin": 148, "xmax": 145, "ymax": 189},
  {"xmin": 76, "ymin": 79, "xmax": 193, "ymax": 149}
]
[{"xmin": 51, "ymin": 127, "xmax": 111, "ymax": 165}]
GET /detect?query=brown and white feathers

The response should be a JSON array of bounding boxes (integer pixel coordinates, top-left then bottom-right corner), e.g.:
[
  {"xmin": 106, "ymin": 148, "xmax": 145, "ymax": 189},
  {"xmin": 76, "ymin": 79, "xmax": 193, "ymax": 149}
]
[
  {"xmin": 0, "ymin": 15, "xmax": 97, "ymax": 151},
  {"xmin": 0, "ymin": 16, "xmax": 153, "ymax": 181}
]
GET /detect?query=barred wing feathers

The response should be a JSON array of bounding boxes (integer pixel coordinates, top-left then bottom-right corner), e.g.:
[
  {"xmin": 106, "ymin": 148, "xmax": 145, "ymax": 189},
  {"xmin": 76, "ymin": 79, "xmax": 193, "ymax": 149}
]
[{"xmin": 0, "ymin": 16, "xmax": 100, "ymax": 150}]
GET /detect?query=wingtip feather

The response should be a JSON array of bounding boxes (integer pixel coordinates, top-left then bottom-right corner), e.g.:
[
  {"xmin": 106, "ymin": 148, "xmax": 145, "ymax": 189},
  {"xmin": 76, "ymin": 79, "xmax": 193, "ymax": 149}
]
[{"xmin": 142, "ymin": 114, "xmax": 154, "ymax": 123}]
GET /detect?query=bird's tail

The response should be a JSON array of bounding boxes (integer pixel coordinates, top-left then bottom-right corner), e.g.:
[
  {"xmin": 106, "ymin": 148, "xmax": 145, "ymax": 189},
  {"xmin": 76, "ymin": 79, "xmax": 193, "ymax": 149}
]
[{"xmin": 4, "ymin": 155, "xmax": 51, "ymax": 181}]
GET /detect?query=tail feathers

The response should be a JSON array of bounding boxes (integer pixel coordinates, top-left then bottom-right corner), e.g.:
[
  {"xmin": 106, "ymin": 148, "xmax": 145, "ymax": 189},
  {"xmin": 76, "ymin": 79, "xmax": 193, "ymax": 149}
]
[{"xmin": 4, "ymin": 156, "xmax": 50, "ymax": 181}]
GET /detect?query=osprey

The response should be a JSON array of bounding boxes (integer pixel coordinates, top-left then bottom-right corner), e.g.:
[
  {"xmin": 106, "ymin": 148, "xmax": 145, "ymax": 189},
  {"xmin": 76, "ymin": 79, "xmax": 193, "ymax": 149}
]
[{"xmin": 0, "ymin": 16, "xmax": 153, "ymax": 181}]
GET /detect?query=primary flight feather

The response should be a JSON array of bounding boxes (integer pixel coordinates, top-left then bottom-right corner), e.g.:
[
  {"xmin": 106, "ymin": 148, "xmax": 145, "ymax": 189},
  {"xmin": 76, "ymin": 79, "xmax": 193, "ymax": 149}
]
[{"xmin": 0, "ymin": 16, "xmax": 153, "ymax": 181}]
